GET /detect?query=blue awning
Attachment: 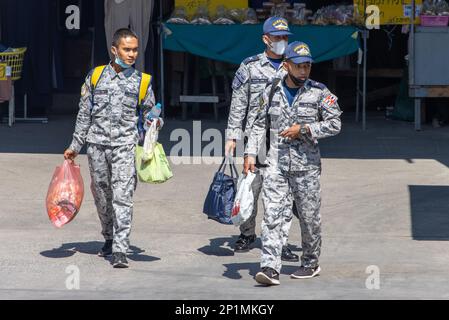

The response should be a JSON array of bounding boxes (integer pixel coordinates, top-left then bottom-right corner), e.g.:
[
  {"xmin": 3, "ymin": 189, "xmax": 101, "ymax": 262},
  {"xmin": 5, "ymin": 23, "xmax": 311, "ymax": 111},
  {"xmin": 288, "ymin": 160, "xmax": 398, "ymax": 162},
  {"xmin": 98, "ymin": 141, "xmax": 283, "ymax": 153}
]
[{"xmin": 163, "ymin": 23, "xmax": 360, "ymax": 64}]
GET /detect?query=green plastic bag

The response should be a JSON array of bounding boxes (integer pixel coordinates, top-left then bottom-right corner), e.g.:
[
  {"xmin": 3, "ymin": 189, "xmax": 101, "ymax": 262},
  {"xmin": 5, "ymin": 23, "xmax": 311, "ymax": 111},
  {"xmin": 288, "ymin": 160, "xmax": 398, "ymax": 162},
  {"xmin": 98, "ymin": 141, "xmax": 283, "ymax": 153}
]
[{"xmin": 136, "ymin": 143, "xmax": 173, "ymax": 183}]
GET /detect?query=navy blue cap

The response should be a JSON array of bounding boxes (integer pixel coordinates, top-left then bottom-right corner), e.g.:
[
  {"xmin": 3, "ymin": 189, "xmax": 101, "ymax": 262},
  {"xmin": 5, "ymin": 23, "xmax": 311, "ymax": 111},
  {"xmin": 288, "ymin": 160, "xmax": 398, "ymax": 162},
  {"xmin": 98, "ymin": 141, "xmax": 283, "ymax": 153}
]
[
  {"xmin": 284, "ymin": 41, "xmax": 313, "ymax": 64},
  {"xmin": 263, "ymin": 17, "xmax": 292, "ymax": 36}
]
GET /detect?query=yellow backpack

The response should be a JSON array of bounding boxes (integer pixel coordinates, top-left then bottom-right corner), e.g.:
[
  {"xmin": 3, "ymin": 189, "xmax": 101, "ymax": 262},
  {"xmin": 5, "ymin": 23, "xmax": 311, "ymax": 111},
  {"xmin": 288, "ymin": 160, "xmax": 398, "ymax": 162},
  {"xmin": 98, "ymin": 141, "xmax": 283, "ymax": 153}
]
[{"xmin": 90, "ymin": 65, "xmax": 152, "ymax": 105}]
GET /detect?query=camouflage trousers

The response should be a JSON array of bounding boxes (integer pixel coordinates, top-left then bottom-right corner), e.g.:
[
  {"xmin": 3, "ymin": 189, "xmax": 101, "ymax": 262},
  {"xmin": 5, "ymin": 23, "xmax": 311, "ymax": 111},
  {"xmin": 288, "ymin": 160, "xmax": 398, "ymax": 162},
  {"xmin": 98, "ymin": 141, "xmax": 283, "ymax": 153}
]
[
  {"xmin": 240, "ymin": 168, "xmax": 293, "ymax": 247},
  {"xmin": 87, "ymin": 143, "xmax": 136, "ymax": 254},
  {"xmin": 261, "ymin": 165, "xmax": 322, "ymax": 273}
]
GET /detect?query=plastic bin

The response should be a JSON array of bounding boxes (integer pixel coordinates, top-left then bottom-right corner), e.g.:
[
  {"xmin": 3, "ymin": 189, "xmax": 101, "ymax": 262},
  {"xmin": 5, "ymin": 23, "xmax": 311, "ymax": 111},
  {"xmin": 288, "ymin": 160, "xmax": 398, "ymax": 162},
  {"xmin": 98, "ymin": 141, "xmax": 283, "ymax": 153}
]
[
  {"xmin": 0, "ymin": 47, "xmax": 26, "ymax": 81},
  {"xmin": 0, "ymin": 48, "xmax": 27, "ymax": 126}
]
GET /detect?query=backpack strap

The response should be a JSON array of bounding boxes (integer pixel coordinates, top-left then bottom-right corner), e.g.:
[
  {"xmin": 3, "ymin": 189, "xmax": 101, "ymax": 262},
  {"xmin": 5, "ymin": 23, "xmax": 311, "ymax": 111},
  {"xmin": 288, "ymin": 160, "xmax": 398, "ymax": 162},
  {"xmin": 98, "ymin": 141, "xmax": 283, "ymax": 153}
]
[
  {"xmin": 89, "ymin": 65, "xmax": 107, "ymax": 112},
  {"xmin": 139, "ymin": 72, "xmax": 152, "ymax": 104},
  {"xmin": 87, "ymin": 66, "xmax": 153, "ymax": 143},
  {"xmin": 268, "ymin": 78, "xmax": 281, "ymax": 109},
  {"xmin": 136, "ymin": 72, "xmax": 152, "ymax": 140},
  {"xmin": 264, "ymin": 78, "xmax": 281, "ymax": 155},
  {"xmin": 266, "ymin": 78, "xmax": 281, "ymax": 130},
  {"xmin": 91, "ymin": 65, "xmax": 107, "ymax": 90},
  {"xmin": 91, "ymin": 67, "xmax": 152, "ymax": 105}
]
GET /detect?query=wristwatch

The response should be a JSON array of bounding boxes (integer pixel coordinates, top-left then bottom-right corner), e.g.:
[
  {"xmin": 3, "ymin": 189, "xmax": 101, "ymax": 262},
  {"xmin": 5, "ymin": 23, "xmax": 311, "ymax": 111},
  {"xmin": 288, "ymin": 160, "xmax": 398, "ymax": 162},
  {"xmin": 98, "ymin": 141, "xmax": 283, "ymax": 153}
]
[{"xmin": 300, "ymin": 125, "xmax": 309, "ymax": 137}]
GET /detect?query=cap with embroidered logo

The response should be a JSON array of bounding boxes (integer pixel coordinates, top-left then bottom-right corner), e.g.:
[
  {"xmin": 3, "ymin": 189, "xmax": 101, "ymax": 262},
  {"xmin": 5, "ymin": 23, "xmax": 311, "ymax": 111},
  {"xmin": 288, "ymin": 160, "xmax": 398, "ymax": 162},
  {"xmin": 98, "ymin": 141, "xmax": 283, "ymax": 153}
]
[
  {"xmin": 263, "ymin": 16, "xmax": 292, "ymax": 36},
  {"xmin": 284, "ymin": 41, "xmax": 313, "ymax": 64}
]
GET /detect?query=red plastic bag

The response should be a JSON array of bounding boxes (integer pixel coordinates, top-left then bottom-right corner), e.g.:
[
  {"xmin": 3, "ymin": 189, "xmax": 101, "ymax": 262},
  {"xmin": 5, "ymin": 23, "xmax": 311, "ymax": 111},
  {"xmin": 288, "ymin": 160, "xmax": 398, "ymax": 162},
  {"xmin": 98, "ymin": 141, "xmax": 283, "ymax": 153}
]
[{"xmin": 46, "ymin": 160, "xmax": 84, "ymax": 228}]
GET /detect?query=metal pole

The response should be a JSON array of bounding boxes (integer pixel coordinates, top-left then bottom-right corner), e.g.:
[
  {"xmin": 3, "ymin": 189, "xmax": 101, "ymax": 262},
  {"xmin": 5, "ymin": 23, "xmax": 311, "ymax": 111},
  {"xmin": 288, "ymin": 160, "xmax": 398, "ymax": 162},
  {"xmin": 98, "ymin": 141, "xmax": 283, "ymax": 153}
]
[
  {"xmin": 23, "ymin": 93, "xmax": 27, "ymax": 118},
  {"xmin": 14, "ymin": 93, "xmax": 48, "ymax": 123},
  {"xmin": 159, "ymin": 1, "xmax": 165, "ymax": 118},
  {"xmin": 414, "ymin": 99, "xmax": 421, "ymax": 131},
  {"xmin": 356, "ymin": 52, "xmax": 360, "ymax": 122},
  {"xmin": 362, "ymin": 30, "xmax": 368, "ymax": 131},
  {"xmin": 410, "ymin": 0, "xmax": 421, "ymax": 130},
  {"xmin": 410, "ymin": 0, "xmax": 415, "ymax": 87},
  {"xmin": 8, "ymin": 85, "xmax": 14, "ymax": 126}
]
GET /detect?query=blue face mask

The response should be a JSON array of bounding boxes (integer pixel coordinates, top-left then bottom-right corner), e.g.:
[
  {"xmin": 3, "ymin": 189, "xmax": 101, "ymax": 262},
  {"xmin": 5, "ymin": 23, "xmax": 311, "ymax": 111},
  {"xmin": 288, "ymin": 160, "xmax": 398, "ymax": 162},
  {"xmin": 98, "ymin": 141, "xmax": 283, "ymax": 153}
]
[
  {"xmin": 114, "ymin": 55, "xmax": 131, "ymax": 69},
  {"xmin": 113, "ymin": 47, "xmax": 132, "ymax": 69}
]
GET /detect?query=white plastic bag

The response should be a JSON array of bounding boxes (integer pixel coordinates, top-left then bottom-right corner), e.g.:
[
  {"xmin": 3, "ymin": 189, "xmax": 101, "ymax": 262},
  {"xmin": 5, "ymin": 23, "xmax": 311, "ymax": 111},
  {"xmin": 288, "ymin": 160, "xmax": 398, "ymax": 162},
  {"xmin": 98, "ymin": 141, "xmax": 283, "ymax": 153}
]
[
  {"xmin": 142, "ymin": 120, "xmax": 158, "ymax": 161},
  {"xmin": 231, "ymin": 172, "xmax": 256, "ymax": 226}
]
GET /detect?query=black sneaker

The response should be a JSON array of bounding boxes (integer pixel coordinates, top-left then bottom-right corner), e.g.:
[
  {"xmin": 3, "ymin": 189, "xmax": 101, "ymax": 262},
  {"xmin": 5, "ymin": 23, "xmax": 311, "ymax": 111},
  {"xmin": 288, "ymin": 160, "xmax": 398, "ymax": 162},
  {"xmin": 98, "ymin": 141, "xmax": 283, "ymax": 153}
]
[
  {"xmin": 281, "ymin": 246, "xmax": 299, "ymax": 262},
  {"xmin": 290, "ymin": 265, "xmax": 321, "ymax": 279},
  {"xmin": 98, "ymin": 240, "xmax": 113, "ymax": 257},
  {"xmin": 112, "ymin": 252, "xmax": 129, "ymax": 268},
  {"xmin": 234, "ymin": 234, "xmax": 256, "ymax": 252},
  {"xmin": 255, "ymin": 267, "xmax": 280, "ymax": 286}
]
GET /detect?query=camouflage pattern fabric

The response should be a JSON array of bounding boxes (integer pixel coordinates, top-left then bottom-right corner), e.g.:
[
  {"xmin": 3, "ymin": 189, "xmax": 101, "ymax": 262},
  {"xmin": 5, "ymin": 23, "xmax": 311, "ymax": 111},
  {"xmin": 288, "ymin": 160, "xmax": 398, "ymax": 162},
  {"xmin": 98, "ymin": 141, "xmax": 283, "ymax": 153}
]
[
  {"xmin": 226, "ymin": 52, "xmax": 287, "ymax": 141},
  {"xmin": 246, "ymin": 76, "xmax": 342, "ymax": 171},
  {"xmin": 261, "ymin": 166, "xmax": 322, "ymax": 272},
  {"xmin": 245, "ymin": 75, "xmax": 342, "ymax": 272},
  {"xmin": 240, "ymin": 168, "xmax": 292, "ymax": 246},
  {"xmin": 87, "ymin": 143, "xmax": 136, "ymax": 254},
  {"xmin": 69, "ymin": 63, "xmax": 156, "ymax": 153}
]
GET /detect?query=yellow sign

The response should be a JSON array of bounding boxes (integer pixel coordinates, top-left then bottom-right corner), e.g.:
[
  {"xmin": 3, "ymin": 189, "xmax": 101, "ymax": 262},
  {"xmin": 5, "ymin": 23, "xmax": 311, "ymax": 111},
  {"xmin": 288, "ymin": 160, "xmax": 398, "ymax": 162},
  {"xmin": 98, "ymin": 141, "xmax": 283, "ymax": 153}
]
[
  {"xmin": 175, "ymin": 0, "xmax": 247, "ymax": 18},
  {"xmin": 0, "ymin": 63, "xmax": 7, "ymax": 80},
  {"xmin": 354, "ymin": 0, "xmax": 422, "ymax": 25}
]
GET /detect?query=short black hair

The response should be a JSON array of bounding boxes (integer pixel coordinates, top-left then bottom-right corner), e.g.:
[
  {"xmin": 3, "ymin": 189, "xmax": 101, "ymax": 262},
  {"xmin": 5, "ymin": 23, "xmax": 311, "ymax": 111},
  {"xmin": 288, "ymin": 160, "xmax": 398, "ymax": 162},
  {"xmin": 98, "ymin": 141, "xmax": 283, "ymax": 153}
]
[{"xmin": 112, "ymin": 28, "xmax": 138, "ymax": 47}]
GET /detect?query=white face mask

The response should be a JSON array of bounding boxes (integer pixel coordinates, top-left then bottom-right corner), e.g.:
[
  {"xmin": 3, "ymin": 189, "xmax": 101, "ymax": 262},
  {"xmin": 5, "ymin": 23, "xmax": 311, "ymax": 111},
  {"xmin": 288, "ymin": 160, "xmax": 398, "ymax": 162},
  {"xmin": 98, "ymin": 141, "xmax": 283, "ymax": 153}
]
[{"xmin": 269, "ymin": 40, "xmax": 288, "ymax": 56}]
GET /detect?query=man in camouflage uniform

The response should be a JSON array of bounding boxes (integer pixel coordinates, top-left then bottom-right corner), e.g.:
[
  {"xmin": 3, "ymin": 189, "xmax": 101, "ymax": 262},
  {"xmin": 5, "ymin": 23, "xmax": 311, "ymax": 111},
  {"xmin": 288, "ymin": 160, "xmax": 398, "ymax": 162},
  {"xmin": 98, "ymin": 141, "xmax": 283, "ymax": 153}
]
[
  {"xmin": 225, "ymin": 17, "xmax": 299, "ymax": 262},
  {"xmin": 64, "ymin": 28, "xmax": 162, "ymax": 268},
  {"xmin": 245, "ymin": 41, "xmax": 342, "ymax": 285}
]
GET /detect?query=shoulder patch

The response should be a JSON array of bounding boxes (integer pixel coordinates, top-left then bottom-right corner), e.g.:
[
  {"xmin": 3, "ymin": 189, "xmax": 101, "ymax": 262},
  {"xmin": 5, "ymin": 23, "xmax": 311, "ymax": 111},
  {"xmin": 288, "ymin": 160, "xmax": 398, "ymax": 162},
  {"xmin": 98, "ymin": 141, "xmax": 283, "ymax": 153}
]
[
  {"xmin": 81, "ymin": 84, "xmax": 88, "ymax": 97},
  {"xmin": 310, "ymin": 80, "xmax": 327, "ymax": 90},
  {"xmin": 322, "ymin": 93, "xmax": 338, "ymax": 109},
  {"xmin": 242, "ymin": 54, "xmax": 261, "ymax": 65},
  {"xmin": 232, "ymin": 68, "xmax": 249, "ymax": 90}
]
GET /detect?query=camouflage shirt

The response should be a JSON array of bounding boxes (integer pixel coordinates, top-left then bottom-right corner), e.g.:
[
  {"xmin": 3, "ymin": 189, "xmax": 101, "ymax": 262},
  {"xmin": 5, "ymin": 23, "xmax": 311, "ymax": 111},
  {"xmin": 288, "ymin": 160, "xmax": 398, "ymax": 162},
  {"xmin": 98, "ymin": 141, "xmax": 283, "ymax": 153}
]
[
  {"xmin": 226, "ymin": 52, "xmax": 286, "ymax": 141},
  {"xmin": 69, "ymin": 64, "xmax": 158, "ymax": 153},
  {"xmin": 246, "ymin": 76, "xmax": 342, "ymax": 171}
]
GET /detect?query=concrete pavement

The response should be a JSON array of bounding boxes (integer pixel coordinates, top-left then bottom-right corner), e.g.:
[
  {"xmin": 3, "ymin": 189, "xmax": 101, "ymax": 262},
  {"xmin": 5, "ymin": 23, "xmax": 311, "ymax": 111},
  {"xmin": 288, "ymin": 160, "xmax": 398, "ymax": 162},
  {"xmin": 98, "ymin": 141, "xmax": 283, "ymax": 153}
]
[{"xmin": 1, "ymin": 113, "xmax": 449, "ymax": 299}]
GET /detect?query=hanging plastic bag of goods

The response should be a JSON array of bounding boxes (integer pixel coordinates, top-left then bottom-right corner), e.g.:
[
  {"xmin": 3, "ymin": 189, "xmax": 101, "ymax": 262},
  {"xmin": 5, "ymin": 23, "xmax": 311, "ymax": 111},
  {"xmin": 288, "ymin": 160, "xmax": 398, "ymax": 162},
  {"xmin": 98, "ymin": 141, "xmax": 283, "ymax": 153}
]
[{"xmin": 46, "ymin": 160, "xmax": 84, "ymax": 228}]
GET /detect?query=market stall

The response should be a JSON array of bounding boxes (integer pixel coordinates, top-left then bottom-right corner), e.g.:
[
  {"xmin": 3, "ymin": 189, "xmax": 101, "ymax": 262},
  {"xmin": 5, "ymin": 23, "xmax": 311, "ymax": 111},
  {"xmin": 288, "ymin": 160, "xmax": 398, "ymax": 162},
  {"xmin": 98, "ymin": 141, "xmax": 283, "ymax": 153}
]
[
  {"xmin": 159, "ymin": 1, "xmax": 363, "ymax": 121},
  {"xmin": 163, "ymin": 24, "xmax": 360, "ymax": 65},
  {"xmin": 408, "ymin": 0, "xmax": 449, "ymax": 130}
]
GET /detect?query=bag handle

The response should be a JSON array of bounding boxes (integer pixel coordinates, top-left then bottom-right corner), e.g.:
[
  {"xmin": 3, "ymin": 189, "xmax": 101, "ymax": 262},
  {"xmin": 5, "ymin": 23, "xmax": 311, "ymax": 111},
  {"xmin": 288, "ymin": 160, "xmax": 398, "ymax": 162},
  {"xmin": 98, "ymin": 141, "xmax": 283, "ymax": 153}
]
[
  {"xmin": 228, "ymin": 156, "xmax": 239, "ymax": 179},
  {"xmin": 218, "ymin": 156, "xmax": 239, "ymax": 179}
]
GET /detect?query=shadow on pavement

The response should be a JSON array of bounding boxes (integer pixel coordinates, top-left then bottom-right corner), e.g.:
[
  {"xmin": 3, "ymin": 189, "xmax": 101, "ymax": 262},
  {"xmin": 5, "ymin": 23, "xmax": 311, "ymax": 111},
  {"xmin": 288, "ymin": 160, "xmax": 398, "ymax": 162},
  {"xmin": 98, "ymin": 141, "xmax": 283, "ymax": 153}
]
[
  {"xmin": 40, "ymin": 241, "xmax": 104, "ymax": 257},
  {"xmin": 40, "ymin": 241, "xmax": 160, "ymax": 262},
  {"xmin": 197, "ymin": 236, "xmax": 237, "ymax": 256},
  {"xmin": 197, "ymin": 236, "xmax": 263, "ymax": 257},
  {"xmin": 127, "ymin": 253, "xmax": 161, "ymax": 262},
  {"xmin": 223, "ymin": 261, "xmax": 299, "ymax": 279},
  {"xmin": 409, "ymin": 185, "xmax": 449, "ymax": 240},
  {"xmin": 222, "ymin": 262, "xmax": 260, "ymax": 279},
  {"xmin": 2, "ymin": 114, "xmax": 449, "ymax": 171},
  {"xmin": 0, "ymin": 115, "xmax": 229, "ymax": 155},
  {"xmin": 280, "ymin": 265, "xmax": 301, "ymax": 275},
  {"xmin": 222, "ymin": 262, "xmax": 302, "ymax": 280}
]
